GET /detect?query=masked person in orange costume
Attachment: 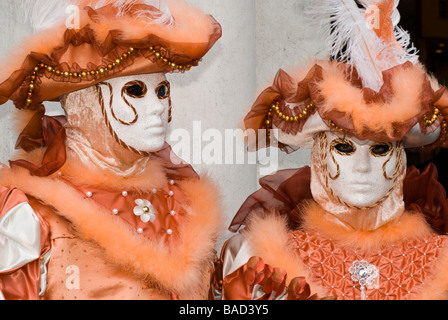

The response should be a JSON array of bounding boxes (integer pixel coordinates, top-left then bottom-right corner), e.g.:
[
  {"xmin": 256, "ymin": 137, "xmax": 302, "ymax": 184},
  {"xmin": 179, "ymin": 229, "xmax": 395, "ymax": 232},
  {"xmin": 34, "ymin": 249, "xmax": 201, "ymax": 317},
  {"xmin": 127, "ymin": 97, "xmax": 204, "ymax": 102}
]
[
  {"xmin": 217, "ymin": 0, "xmax": 448, "ymax": 300},
  {"xmin": 0, "ymin": 0, "xmax": 223, "ymax": 300}
]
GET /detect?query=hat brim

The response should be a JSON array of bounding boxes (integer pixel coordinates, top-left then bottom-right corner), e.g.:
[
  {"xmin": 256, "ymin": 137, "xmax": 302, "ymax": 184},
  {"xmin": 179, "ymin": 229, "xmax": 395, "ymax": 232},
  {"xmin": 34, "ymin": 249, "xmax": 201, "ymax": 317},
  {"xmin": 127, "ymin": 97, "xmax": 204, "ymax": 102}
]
[
  {"xmin": 245, "ymin": 61, "xmax": 448, "ymax": 152},
  {"xmin": 0, "ymin": 1, "xmax": 222, "ymax": 109}
]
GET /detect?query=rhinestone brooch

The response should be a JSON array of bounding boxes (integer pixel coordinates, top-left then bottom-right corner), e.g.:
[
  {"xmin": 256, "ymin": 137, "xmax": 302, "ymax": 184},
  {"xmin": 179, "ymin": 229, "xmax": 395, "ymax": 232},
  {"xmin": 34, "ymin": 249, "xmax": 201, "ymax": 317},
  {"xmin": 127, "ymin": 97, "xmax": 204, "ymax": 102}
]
[{"xmin": 349, "ymin": 260, "xmax": 379, "ymax": 300}]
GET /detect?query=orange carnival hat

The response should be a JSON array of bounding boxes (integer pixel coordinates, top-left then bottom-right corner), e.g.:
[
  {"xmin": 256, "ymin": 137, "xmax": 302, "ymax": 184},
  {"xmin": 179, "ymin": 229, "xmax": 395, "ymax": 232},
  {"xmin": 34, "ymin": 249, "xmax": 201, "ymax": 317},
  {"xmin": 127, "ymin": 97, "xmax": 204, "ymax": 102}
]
[
  {"xmin": 245, "ymin": 0, "xmax": 448, "ymax": 153},
  {"xmin": 0, "ymin": 0, "xmax": 221, "ymax": 110},
  {"xmin": 0, "ymin": 0, "xmax": 221, "ymax": 177}
]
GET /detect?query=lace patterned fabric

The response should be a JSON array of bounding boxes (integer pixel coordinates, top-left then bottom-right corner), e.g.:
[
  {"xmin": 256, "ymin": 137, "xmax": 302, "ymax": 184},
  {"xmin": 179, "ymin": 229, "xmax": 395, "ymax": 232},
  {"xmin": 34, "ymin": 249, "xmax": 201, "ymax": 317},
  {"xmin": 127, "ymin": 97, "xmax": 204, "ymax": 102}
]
[{"xmin": 292, "ymin": 229, "xmax": 447, "ymax": 300}]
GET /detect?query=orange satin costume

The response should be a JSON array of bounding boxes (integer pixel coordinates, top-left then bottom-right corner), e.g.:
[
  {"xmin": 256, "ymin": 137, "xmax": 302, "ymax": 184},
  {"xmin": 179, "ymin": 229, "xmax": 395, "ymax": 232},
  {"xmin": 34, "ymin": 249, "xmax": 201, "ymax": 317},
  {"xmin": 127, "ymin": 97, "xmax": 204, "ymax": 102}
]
[
  {"xmin": 218, "ymin": 165, "xmax": 448, "ymax": 300},
  {"xmin": 0, "ymin": 0, "xmax": 223, "ymax": 300},
  {"xmin": 216, "ymin": 0, "xmax": 448, "ymax": 298},
  {"xmin": 0, "ymin": 145, "xmax": 223, "ymax": 300}
]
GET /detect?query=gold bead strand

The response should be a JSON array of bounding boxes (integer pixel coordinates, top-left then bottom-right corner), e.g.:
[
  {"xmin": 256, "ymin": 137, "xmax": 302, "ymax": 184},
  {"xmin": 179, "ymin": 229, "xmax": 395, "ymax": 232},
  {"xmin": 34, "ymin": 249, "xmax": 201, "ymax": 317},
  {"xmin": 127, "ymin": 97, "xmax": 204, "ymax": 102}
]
[
  {"xmin": 440, "ymin": 120, "xmax": 448, "ymax": 143},
  {"xmin": 24, "ymin": 64, "xmax": 41, "ymax": 109},
  {"xmin": 23, "ymin": 48, "xmax": 135, "ymax": 109},
  {"xmin": 265, "ymin": 102, "xmax": 276, "ymax": 141},
  {"xmin": 434, "ymin": 120, "xmax": 448, "ymax": 148},
  {"xmin": 423, "ymin": 106, "xmax": 441, "ymax": 127},
  {"xmin": 148, "ymin": 46, "xmax": 195, "ymax": 71},
  {"xmin": 265, "ymin": 100, "xmax": 316, "ymax": 141},
  {"xmin": 44, "ymin": 47, "xmax": 135, "ymax": 81},
  {"xmin": 328, "ymin": 120, "xmax": 345, "ymax": 134},
  {"xmin": 273, "ymin": 101, "xmax": 315, "ymax": 123}
]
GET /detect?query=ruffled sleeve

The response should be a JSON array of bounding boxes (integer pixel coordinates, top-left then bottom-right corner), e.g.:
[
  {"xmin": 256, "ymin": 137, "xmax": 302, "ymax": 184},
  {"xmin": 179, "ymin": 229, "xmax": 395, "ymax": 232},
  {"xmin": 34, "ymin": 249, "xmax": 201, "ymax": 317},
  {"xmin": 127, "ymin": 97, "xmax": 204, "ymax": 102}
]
[
  {"xmin": 229, "ymin": 167, "xmax": 313, "ymax": 233},
  {"xmin": 219, "ymin": 234, "xmax": 289, "ymax": 300},
  {"xmin": 218, "ymin": 234, "xmax": 319, "ymax": 301},
  {"xmin": 403, "ymin": 163, "xmax": 448, "ymax": 235},
  {"xmin": 0, "ymin": 186, "xmax": 51, "ymax": 300}
]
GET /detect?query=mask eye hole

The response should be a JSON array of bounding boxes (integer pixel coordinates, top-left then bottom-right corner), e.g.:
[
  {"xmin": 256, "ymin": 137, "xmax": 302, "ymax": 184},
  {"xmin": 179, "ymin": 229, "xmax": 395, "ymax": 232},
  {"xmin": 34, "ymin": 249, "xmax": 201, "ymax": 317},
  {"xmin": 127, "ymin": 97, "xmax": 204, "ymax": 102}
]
[
  {"xmin": 335, "ymin": 143, "xmax": 355, "ymax": 154},
  {"xmin": 370, "ymin": 143, "xmax": 392, "ymax": 157},
  {"xmin": 124, "ymin": 81, "xmax": 147, "ymax": 98},
  {"xmin": 156, "ymin": 81, "xmax": 170, "ymax": 99},
  {"xmin": 331, "ymin": 139, "xmax": 356, "ymax": 156}
]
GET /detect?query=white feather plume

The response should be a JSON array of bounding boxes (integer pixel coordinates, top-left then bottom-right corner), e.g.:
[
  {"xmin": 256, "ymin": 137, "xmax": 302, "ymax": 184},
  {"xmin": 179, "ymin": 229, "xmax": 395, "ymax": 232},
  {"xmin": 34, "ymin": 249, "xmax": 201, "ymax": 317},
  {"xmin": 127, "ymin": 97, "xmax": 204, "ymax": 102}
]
[
  {"xmin": 17, "ymin": 0, "xmax": 174, "ymax": 33},
  {"xmin": 359, "ymin": 0, "xmax": 418, "ymax": 57},
  {"xmin": 18, "ymin": 0, "xmax": 74, "ymax": 33},
  {"xmin": 83, "ymin": 0, "xmax": 174, "ymax": 25},
  {"xmin": 307, "ymin": 0, "xmax": 419, "ymax": 91}
]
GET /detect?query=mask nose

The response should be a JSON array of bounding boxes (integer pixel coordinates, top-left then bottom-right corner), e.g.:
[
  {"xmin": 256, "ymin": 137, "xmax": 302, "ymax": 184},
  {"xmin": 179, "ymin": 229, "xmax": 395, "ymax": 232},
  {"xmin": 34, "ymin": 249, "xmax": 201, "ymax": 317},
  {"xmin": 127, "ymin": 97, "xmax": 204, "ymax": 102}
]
[
  {"xmin": 151, "ymin": 99, "xmax": 167, "ymax": 116},
  {"xmin": 352, "ymin": 146, "xmax": 372, "ymax": 174},
  {"xmin": 137, "ymin": 94, "xmax": 168, "ymax": 121}
]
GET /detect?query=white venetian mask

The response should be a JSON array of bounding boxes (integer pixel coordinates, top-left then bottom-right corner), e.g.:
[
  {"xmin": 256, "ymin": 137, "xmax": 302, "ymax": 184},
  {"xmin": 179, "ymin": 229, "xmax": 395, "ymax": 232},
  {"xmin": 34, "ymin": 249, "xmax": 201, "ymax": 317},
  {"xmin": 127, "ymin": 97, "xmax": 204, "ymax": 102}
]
[
  {"xmin": 97, "ymin": 73, "xmax": 171, "ymax": 154},
  {"xmin": 320, "ymin": 131, "xmax": 404, "ymax": 209}
]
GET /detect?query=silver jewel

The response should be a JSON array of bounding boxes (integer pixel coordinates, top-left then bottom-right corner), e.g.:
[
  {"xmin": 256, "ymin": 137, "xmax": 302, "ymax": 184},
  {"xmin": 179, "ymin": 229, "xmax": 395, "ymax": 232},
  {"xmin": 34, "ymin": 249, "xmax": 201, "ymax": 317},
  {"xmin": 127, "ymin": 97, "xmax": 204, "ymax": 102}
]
[{"xmin": 349, "ymin": 260, "xmax": 379, "ymax": 300}]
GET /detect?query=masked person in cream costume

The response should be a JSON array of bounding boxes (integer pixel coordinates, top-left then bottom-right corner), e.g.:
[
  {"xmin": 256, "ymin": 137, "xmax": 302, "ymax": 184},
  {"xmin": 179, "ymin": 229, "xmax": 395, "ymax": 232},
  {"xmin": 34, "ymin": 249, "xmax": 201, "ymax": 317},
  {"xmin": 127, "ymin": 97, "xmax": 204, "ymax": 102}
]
[
  {"xmin": 0, "ymin": 0, "xmax": 223, "ymax": 300},
  {"xmin": 217, "ymin": 0, "xmax": 448, "ymax": 300}
]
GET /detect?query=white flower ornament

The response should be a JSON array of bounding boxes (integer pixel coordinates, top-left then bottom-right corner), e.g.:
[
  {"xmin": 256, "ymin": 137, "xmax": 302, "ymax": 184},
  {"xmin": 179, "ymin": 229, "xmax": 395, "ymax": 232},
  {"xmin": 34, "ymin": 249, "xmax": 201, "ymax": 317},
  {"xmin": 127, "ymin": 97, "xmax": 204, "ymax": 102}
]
[{"xmin": 133, "ymin": 199, "xmax": 156, "ymax": 223}]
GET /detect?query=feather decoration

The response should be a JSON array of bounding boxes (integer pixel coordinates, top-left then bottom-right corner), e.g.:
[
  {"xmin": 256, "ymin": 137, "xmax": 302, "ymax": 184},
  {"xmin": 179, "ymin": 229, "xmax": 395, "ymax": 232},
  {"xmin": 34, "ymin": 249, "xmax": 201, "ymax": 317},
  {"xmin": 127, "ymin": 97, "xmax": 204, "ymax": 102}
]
[
  {"xmin": 81, "ymin": 0, "xmax": 174, "ymax": 26},
  {"xmin": 307, "ymin": 0, "xmax": 419, "ymax": 91},
  {"xmin": 18, "ymin": 0, "xmax": 74, "ymax": 33},
  {"xmin": 134, "ymin": 0, "xmax": 175, "ymax": 27},
  {"xmin": 17, "ymin": 0, "xmax": 174, "ymax": 33},
  {"xmin": 359, "ymin": 0, "xmax": 418, "ymax": 56}
]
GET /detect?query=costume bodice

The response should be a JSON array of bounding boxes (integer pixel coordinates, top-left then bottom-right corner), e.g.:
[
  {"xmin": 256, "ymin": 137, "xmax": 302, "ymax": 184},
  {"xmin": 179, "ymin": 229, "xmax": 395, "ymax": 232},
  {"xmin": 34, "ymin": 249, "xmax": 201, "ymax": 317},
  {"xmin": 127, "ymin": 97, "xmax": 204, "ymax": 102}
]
[{"xmin": 292, "ymin": 229, "xmax": 448, "ymax": 300}]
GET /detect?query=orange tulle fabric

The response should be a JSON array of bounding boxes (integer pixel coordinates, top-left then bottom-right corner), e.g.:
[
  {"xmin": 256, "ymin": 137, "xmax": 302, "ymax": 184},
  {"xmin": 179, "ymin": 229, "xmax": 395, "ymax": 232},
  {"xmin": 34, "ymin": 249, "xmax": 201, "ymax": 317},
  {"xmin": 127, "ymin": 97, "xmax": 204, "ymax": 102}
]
[
  {"xmin": 229, "ymin": 167, "xmax": 313, "ymax": 232},
  {"xmin": 244, "ymin": 66, "xmax": 321, "ymax": 153},
  {"xmin": 10, "ymin": 106, "xmax": 67, "ymax": 177}
]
